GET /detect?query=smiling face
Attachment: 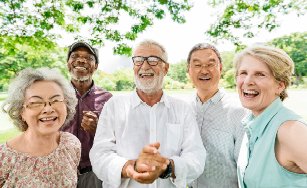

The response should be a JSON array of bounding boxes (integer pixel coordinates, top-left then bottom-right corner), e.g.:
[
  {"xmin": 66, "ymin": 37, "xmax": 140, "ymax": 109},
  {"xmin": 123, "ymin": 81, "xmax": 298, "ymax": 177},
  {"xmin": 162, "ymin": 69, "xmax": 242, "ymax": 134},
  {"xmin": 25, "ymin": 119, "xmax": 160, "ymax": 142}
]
[
  {"xmin": 21, "ymin": 81, "xmax": 67, "ymax": 136},
  {"xmin": 236, "ymin": 55, "xmax": 285, "ymax": 116},
  {"xmin": 133, "ymin": 44, "xmax": 169, "ymax": 94},
  {"xmin": 188, "ymin": 49, "xmax": 222, "ymax": 96},
  {"xmin": 67, "ymin": 47, "xmax": 97, "ymax": 82}
]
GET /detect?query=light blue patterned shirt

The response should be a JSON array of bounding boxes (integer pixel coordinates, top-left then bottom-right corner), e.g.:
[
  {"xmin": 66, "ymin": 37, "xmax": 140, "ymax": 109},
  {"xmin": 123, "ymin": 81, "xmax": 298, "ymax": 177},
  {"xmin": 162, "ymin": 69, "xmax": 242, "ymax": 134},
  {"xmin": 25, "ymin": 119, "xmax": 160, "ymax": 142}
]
[{"xmin": 190, "ymin": 89, "xmax": 248, "ymax": 188}]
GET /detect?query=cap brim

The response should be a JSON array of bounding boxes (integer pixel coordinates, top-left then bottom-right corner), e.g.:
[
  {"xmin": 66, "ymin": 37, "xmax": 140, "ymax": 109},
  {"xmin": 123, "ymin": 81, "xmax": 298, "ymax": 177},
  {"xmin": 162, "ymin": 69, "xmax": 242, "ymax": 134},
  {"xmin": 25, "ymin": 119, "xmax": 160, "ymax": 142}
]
[{"xmin": 69, "ymin": 42, "xmax": 95, "ymax": 55}]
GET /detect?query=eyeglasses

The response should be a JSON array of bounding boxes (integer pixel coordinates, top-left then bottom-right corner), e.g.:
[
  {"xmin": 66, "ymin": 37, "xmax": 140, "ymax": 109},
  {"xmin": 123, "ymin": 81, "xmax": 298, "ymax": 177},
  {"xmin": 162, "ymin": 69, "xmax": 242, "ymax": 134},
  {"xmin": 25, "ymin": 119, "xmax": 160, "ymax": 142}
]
[
  {"xmin": 132, "ymin": 56, "xmax": 165, "ymax": 66},
  {"xmin": 191, "ymin": 62, "xmax": 218, "ymax": 71},
  {"xmin": 24, "ymin": 99, "xmax": 66, "ymax": 111},
  {"xmin": 70, "ymin": 54, "xmax": 95, "ymax": 62}
]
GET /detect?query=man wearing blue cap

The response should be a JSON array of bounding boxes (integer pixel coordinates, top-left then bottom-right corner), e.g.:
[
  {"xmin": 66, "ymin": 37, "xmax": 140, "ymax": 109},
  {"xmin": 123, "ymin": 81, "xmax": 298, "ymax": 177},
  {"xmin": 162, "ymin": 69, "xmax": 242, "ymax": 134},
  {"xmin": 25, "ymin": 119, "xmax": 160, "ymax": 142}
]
[{"xmin": 62, "ymin": 41, "xmax": 112, "ymax": 188}]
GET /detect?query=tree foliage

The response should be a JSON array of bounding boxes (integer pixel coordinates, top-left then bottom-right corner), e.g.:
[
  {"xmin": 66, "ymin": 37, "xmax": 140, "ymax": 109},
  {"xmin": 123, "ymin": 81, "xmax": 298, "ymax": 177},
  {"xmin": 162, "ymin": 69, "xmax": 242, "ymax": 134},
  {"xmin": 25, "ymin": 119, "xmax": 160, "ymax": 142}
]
[
  {"xmin": 0, "ymin": 0, "xmax": 191, "ymax": 55},
  {"xmin": 270, "ymin": 32, "xmax": 307, "ymax": 82},
  {"xmin": 167, "ymin": 61, "xmax": 189, "ymax": 83},
  {"xmin": 220, "ymin": 51, "xmax": 235, "ymax": 76},
  {"xmin": 1, "ymin": 0, "xmax": 305, "ymax": 53},
  {"xmin": 220, "ymin": 51, "xmax": 235, "ymax": 88},
  {"xmin": 112, "ymin": 68, "xmax": 135, "ymax": 90},
  {"xmin": 93, "ymin": 68, "xmax": 134, "ymax": 91},
  {"xmin": 0, "ymin": 35, "xmax": 67, "ymax": 90},
  {"xmin": 207, "ymin": 0, "xmax": 306, "ymax": 48},
  {"xmin": 219, "ymin": 32, "xmax": 307, "ymax": 88}
]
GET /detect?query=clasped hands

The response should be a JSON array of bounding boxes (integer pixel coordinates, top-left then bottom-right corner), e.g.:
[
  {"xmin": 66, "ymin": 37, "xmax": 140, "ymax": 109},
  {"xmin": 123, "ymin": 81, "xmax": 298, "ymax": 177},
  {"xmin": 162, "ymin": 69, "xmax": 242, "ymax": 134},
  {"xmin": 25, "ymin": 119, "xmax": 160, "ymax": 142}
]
[
  {"xmin": 121, "ymin": 142, "xmax": 170, "ymax": 184},
  {"xmin": 81, "ymin": 111, "xmax": 98, "ymax": 133}
]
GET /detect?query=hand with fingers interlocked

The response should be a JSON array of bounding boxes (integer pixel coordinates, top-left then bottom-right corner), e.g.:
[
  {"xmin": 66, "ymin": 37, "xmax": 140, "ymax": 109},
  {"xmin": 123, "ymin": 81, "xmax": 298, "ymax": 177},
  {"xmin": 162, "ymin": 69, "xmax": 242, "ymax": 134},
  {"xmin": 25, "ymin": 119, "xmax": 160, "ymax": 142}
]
[{"xmin": 121, "ymin": 142, "xmax": 170, "ymax": 184}]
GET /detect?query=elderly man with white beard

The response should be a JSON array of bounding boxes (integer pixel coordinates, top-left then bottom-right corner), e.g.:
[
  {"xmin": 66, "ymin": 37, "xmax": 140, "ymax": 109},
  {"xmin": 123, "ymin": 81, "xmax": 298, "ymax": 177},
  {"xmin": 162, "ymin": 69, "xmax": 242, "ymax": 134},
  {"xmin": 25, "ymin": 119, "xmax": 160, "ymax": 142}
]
[{"xmin": 90, "ymin": 39, "xmax": 206, "ymax": 188}]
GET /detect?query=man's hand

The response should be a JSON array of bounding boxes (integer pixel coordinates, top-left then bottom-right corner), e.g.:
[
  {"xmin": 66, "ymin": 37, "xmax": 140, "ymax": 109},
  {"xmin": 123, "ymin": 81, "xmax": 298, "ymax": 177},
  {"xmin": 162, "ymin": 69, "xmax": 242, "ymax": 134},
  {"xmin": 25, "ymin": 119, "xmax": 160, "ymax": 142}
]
[
  {"xmin": 81, "ymin": 111, "xmax": 98, "ymax": 133},
  {"xmin": 136, "ymin": 142, "xmax": 169, "ymax": 173},
  {"xmin": 121, "ymin": 160, "xmax": 136, "ymax": 178},
  {"xmin": 126, "ymin": 142, "xmax": 170, "ymax": 184}
]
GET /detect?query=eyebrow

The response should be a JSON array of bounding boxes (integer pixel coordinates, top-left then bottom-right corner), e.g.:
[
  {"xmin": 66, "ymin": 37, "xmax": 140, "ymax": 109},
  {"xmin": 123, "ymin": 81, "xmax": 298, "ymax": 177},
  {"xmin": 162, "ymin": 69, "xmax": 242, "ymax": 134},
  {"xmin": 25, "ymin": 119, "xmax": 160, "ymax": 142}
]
[
  {"xmin": 191, "ymin": 58, "xmax": 201, "ymax": 62},
  {"xmin": 208, "ymin": 58, "xmax": 217, "ymax": 63},
  {"xmin": 191, "ymin": 58, "xmax": 217, "ymax": 63},
  {"xmin": 28, "ymin": 94, "xmax": 63, "ymax": 100},
  {"xmin": 254, "ymin": 70, "xmax": 270, "ymax": 74}
]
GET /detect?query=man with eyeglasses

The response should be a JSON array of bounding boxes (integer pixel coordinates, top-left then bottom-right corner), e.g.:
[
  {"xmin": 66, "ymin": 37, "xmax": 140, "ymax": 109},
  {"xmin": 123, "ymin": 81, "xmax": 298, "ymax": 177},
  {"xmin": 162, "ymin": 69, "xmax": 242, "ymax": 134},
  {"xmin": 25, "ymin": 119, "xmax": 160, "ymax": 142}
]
[
  {"xmin": 62, "ymin": 41, "xmax": 112, "ymax": 188},
  {"xmin": 90, "ymin": 39, "xmax": 206, "ymax": 188},
  {"xmin": 187, "ymin": 43, "xmax": 248, "ymax": 188}
]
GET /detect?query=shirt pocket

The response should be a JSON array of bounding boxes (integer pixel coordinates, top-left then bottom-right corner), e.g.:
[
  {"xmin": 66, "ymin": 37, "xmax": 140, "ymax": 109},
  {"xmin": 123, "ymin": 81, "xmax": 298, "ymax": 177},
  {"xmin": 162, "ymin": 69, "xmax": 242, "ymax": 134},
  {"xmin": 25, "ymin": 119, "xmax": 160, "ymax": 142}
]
[{"xmin": 165, "ymin": 123, "xmax": 182, "ymax": 155}]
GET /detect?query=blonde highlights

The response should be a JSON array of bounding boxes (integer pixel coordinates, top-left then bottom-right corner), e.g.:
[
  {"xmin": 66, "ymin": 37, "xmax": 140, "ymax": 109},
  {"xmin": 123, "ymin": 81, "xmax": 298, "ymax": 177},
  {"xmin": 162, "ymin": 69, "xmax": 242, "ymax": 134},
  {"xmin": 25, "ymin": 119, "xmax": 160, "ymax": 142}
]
[{"xmin": 234, "ymin": 45, "xmax": 294, "ymax": 101}]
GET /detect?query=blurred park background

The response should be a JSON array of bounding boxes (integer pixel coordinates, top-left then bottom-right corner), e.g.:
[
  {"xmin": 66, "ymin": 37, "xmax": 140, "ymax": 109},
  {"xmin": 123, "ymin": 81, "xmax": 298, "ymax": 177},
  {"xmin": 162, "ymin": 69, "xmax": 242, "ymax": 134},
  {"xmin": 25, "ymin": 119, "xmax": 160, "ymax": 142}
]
[
  {"xmin": 0, "ymin": 0, "xmax": 306, "ymax": 142},
  {"xmin": 1, "ymin": 89, "xmax": 307, "ymax": 144}
]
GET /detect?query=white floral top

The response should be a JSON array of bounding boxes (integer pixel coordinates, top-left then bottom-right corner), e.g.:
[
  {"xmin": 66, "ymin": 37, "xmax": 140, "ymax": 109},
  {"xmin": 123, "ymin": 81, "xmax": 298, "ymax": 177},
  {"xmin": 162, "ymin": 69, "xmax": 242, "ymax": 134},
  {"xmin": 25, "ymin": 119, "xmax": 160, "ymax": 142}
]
[{"xmin": 0, "ymin": 132, "xmax": 81, "ymax": 188}]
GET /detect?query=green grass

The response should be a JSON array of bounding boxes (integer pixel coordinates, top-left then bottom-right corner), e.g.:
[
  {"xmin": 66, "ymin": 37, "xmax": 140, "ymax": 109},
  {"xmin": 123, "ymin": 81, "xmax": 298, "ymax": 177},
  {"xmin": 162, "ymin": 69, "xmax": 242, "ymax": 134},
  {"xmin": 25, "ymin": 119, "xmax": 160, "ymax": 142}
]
[
  {"xmin": 0, "ymin": 128, "xmax": 21, "ymax": 143},
  {"xmin": 0, "ymin": 93, "xmax": 7, "ymax": 101}
]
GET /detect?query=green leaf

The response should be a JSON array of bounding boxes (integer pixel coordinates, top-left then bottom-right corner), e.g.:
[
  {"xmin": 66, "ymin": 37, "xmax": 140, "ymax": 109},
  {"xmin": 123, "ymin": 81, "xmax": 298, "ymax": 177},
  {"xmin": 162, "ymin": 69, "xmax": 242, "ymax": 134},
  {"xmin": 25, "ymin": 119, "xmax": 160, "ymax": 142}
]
[
  {"xmin": 124, "ymin": 32, "xmax": 137, "ymax": 40},
  {"xmin": 158, "ymin": 0, "xmax": 168, "ymax": 5},
  {"xmin": 113, "ymin": 43, "xmax": 132, "ymax": 56},
  {"xmin": 87, "ymin": 1, "xmax": 94, "ymax": 8}
]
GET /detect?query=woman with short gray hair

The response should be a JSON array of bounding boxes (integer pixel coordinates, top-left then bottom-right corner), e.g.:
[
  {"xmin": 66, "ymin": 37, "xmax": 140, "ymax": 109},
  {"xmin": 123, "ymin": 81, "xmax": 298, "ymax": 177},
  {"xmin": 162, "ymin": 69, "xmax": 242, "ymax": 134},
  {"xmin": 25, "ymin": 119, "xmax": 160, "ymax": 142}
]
[{"xmin": 0, "ymin": 67, "xmax": 81, "ymax": 187}]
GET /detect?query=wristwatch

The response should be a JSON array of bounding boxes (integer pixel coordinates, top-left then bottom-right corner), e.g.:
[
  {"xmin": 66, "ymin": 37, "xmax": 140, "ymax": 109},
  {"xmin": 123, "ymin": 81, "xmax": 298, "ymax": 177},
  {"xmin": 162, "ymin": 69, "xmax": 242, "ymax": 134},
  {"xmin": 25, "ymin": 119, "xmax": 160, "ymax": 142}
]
[{"xmin": 159, "ymin": 160, "xmax": 173, "ymax": 179}]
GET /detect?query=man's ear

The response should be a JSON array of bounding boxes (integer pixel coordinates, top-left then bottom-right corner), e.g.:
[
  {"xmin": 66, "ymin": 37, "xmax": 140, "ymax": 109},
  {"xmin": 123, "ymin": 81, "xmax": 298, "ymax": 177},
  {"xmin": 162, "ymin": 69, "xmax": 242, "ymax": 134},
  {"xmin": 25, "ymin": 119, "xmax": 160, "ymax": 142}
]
[
  {"xmin": 163, "ymin": 63, "xmax": 169, "ymax": 75},
  {"xmin": 67, "ymin": 61, "xmax": 71, "ymax": 71},
  {"xmin": 219, "ymin": 62, "xmax": 223, "ymax": 72},
  {"xmin": 95, "ymin": 63, "xmax": 98, "ymax": 70}
]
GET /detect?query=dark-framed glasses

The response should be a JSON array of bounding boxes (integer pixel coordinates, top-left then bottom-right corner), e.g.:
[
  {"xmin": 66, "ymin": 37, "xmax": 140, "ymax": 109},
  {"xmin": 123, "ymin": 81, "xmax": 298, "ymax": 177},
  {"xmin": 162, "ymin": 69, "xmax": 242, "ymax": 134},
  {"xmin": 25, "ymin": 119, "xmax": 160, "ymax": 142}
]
[
  {"xmin": 24, "ymin": 99, "xmax": 66, "ymax": 111},
  {"xmin": 132, "ymin": 56, "xmax": 165, "ymax": 66}
]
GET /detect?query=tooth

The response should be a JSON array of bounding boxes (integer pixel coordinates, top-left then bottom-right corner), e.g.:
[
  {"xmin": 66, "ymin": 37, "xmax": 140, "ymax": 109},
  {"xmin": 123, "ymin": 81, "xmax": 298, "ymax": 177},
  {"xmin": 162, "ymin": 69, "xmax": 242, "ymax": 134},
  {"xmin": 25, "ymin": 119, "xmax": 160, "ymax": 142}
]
[
  {"xmin": 244, "ymin": 90, "xmax": 258, "ymax": 94},
  {"xmin": 41, "ymin": 117, "xmax": 55, "ymax": 121}
]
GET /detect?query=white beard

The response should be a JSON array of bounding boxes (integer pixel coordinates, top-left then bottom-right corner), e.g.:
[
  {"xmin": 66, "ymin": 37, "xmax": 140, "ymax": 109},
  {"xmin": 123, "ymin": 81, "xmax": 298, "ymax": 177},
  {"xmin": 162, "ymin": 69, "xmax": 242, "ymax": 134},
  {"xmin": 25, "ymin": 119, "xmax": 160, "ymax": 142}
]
[
  {"xmin": 134, "ymin": 71, "xmax": 164, "ymax": 94},
  {"xmin": 70, "ymin": 71, "xmax": 90, "ymax": 82}
]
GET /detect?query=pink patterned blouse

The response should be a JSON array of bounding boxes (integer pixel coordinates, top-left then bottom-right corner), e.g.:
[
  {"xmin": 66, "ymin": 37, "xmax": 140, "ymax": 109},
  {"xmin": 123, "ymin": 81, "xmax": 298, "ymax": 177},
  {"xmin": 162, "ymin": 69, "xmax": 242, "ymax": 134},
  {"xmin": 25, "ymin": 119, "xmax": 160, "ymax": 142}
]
[{"xmin": 0, "ymin": 132, "xmax": 81, "ymax": 188}]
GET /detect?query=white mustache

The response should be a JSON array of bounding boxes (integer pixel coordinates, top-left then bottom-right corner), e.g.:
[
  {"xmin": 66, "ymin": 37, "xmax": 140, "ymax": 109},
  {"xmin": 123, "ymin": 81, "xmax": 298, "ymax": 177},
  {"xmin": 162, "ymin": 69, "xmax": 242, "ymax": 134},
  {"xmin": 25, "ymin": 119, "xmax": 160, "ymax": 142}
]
[{"xmin": 138, "ymin": 70, "xmax": 155, "ymax": 74}]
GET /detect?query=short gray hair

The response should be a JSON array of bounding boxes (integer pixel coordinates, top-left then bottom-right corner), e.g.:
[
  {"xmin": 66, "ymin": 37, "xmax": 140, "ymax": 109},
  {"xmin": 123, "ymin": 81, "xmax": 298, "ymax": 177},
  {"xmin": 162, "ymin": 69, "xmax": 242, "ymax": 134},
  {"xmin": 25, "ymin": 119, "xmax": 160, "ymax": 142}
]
[
  {"xmin": 133, "ymin": 39, "xmax": 168, "ymax": 63},
  {"xmin": 187, "ymin": 43, "xmax": 222, "ymax": 64},
  {"xmin": 2, "ymin": 67, "xmax": 77, "ymax": 131}
]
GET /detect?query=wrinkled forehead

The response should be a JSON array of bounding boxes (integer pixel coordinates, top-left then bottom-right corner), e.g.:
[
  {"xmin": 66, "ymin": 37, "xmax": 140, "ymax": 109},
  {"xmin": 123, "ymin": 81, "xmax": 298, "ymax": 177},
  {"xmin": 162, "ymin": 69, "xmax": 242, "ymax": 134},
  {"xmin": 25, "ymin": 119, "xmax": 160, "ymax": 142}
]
[
  {"xmin": 190, "ymin": 49, "xmax": 220, "ymax": 63},
  {"xmin": 133, "ymin": 44, "xmax": 163, "ymax": 57},
  {"xmin": 24, "ymin": 81, "xmax": 64, "ymax": 99}
]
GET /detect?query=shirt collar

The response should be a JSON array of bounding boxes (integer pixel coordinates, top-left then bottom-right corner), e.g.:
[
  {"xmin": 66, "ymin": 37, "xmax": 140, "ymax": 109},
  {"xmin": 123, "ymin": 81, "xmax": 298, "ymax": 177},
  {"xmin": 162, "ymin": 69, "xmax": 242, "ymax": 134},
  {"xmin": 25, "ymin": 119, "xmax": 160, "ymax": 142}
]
[
  {"xmin": 195, "ymin": 88, "xmax": 225, "ymax": 105},
  {"xmin": 71, "ymin": 81, "xmax": 95, "ymax": 97},
  {"xmin": 243, "ymin": 97, "xmax": 283, "ymax": 140},
  {"xmin": 131, "ymin": 90, "xmax": 170, "ymax": 109}
]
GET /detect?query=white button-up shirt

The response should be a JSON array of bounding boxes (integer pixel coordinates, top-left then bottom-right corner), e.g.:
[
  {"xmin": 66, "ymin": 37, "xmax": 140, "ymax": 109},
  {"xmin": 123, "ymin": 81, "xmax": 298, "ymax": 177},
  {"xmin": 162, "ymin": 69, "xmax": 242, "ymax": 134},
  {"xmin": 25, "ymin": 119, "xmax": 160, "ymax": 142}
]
[{"xmin": 90, "ymin": 91, "xmax": 206, "ymax": 188}]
